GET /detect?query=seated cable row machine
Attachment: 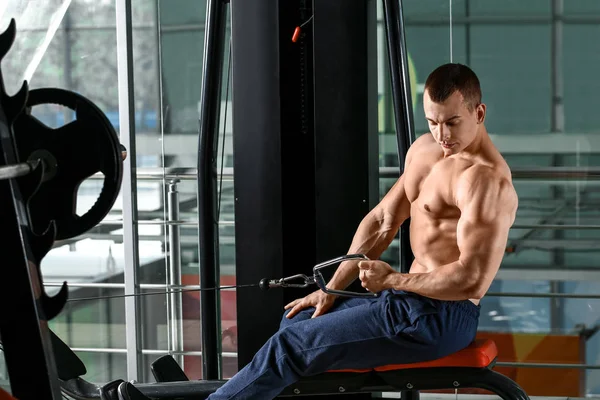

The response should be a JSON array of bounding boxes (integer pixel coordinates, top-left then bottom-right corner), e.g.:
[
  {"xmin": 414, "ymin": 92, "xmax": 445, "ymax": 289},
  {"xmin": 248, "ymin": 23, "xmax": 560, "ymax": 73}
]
[{"xmin": 0, "ymin": 0, "xmax": 530, "ymax": 399}]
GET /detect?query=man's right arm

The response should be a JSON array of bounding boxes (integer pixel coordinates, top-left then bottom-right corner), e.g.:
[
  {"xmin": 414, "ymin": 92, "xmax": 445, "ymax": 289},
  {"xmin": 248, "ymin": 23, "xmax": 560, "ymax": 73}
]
[
  {"xmin": 325, "ymin": 164, "xmax": 413, "ymax": 291},
  {"xmin": 285, "ymin": 170, "xmax": 412, "ymax": 318},
  {"xmin": 284, "ymin": 136, "xmax": 425, "ymax": 318}
]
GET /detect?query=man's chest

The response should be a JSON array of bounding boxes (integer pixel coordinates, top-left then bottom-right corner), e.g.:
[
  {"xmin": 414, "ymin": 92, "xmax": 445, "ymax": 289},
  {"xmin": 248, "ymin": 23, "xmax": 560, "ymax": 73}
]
[{"xmin": 404, "ymin": 159, "xmax": 461, "ymax": 217}]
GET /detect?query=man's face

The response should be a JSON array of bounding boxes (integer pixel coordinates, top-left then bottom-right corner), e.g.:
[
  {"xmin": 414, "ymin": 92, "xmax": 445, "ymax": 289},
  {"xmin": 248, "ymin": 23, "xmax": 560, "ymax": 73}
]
[{"xmin": 423, "ymin": 89, "xmax": 485, "ymax": 156}]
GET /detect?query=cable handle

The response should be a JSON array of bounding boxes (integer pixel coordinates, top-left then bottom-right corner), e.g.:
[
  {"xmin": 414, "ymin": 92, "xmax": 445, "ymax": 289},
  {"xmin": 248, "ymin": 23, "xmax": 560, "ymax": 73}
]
[
  {"xmin": 314, "ymin": 254, "xmax": 379, "ymax": 298},
  {"xmin": 313, "ymin": 253, "xmax": 369, "ymax": 271},
  {"xmin": 260, "ymin": 254, "xmax": 379, "ymax": 298}
]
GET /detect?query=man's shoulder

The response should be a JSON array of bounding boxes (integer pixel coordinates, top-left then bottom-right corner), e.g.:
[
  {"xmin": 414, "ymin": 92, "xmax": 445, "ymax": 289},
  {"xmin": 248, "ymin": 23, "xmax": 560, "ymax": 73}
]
[
  {"xmin": 462, "ymin": 162, "xmax": 502, "ymax": 179},
  {"xmin": 410, "ymin": 133, "xmax": 435, "ymax": 149},
  {"xmin": 406, "ymin": 133, "xmax": 436, "ymax": 162},
  {"xmin": 456, "ymin": 162, "xmax": 518, "ymax": 216},
  {"xmin": 460, "ymin": 163, "xmax": 513, "ymax": 192}
]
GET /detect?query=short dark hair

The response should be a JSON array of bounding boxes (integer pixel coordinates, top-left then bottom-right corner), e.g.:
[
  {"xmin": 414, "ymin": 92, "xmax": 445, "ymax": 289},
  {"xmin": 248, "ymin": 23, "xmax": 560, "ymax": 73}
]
[{"xmin": 424, "ymin": 63, "xmax": 481, "ymax": 112}]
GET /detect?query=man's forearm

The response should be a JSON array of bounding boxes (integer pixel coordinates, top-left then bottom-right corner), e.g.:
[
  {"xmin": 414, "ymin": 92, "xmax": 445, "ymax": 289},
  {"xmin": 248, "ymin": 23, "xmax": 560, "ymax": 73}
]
[
  {"xmin": 325, "ymin": 260, "xmax": 361, "ymax": 290},
  {"xmin": 387, "ymin": 260, "xmax": 484, "ymax": 301},
  {"xmin": 327, "ymin": 212, "xmax": 399, "ymax": 291}
]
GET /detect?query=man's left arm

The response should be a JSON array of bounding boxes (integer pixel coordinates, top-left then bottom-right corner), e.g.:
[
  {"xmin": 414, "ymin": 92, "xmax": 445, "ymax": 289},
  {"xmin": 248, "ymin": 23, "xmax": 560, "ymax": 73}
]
[{"xmin": 387, "ymin": 170, "xmax": 518, "ymax": 301}]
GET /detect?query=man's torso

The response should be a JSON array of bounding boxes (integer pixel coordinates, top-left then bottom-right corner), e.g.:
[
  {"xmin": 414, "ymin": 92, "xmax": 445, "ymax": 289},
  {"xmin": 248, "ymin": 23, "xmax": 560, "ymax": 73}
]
[{"xmin": 402, "ymin": 134, "xmax": 512, "ymax": 304}]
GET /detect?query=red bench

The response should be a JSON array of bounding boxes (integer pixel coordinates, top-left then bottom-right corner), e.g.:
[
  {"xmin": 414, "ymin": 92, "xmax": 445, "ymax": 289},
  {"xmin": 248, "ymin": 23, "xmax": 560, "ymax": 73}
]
[
  {"xmin": 329, "ymin": 339, "xmax": 497, "ymax": 373},
  {"xmin": 278, "ymin": 339, "xmax": 529, "ymax": 399}
]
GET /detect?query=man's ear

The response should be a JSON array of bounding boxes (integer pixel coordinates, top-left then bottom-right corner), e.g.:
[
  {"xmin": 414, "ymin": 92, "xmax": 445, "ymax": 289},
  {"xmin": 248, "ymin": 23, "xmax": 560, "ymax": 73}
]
[{"xmin": 476, "ymin": 103, "xmax": 486, "ymax": 124}]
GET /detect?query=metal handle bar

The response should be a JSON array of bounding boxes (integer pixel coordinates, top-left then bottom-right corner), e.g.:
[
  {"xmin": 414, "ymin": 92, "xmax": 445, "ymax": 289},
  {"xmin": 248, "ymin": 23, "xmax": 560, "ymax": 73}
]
[
  {"xmin": 313, "ymin": 254, "xmax": 379, "ymax": 298},
  {"xmin": 261, "ymin": 254, "xmax": 379, "ymax": 298}
]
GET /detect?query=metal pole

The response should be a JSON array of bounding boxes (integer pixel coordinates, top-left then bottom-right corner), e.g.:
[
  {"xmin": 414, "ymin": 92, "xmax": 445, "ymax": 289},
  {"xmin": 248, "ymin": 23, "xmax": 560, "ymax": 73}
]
[
  {"xmin": 549, "ymin": 155, "xmax": 565, "ymax": 331},
  {"xmin": 197, "ymin": 0, "xmax": 227, "ymax": 380},
  {"xmin": 551, "ymin": 0, "xmax": 564, "ymax": 133},
  {"xmin": 382, "ymin": 0, "xmax": 415, "ymax": 274},
  {"xmin": 168, "ymin": 179, "xmax": 184, "ymax": 368},
  {"xmin": 116, "ymin": 0, "xmax": 142, "ymax": 381}
]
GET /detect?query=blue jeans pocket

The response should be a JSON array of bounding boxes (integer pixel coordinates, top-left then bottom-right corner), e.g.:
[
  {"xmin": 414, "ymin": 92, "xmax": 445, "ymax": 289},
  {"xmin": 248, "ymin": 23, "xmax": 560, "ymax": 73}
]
[{"xmin": 385, "ymin": 291, "xmax": 440, "ymax": 336}]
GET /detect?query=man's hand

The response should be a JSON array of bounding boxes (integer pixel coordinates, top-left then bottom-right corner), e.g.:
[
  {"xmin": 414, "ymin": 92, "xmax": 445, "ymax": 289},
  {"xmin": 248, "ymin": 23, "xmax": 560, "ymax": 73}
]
[
  {"xmin": 284, "ymin": 290, "xmax": 337, "ymax": 319},
  {"xmin": 358, "ymin": 260, "xmax": 397, "ymax": 293}
]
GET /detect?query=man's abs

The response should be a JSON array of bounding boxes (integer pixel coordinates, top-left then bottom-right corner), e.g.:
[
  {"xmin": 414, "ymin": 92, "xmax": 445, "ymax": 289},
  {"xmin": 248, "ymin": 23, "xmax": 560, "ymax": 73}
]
[{"xmin": 408, "ymin": 208, "xmax": 481, "ymax": 306}]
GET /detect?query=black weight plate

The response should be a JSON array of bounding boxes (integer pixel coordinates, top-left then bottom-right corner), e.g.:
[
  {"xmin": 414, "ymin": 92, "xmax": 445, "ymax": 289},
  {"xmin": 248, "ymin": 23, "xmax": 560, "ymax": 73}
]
[{"xmin": 13, "ymin": 88, "xmax": 123, "ymax": 240}]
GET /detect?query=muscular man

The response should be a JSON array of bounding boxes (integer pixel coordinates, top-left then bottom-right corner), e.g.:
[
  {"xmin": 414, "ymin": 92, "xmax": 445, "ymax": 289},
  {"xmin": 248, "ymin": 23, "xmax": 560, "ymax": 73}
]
[{"xmin": 207, "ymin": 63, "xmax": 518, "ymax": 400}]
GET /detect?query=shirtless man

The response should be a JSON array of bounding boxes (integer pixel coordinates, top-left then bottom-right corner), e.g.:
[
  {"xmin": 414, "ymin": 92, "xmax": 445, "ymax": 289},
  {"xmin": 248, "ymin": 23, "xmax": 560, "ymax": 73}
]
[{"xmin": 207, "ymin": 63, "xmax": 518, "ymax": 400}]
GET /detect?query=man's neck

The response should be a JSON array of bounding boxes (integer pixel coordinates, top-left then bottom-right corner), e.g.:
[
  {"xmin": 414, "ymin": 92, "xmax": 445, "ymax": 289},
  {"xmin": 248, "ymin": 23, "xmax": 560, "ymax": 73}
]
[{"xmin": 460, "ymin": 125, "xmax": 489, "ymax": 157}]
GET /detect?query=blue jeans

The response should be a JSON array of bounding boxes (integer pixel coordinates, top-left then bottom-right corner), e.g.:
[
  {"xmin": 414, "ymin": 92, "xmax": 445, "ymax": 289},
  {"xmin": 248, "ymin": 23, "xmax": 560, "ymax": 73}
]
[{"xmin": 207, "ymin": 289, "xmax": 480, "ymax": 400}]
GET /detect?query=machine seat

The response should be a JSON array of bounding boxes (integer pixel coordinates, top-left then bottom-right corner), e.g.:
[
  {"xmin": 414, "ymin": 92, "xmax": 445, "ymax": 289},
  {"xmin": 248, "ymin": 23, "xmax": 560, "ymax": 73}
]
[{"xmin": 328, "ymin": 339, "xmax": 498, "ymax": 373}]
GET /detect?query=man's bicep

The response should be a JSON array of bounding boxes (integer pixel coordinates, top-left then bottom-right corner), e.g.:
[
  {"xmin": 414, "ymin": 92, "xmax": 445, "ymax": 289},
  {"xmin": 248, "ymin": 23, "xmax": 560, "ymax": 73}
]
[
  {"xmin": 377, "ymin": 141, "xmax": 420, "ymax": 218},
  {"xmin": 456, "ymin": 177, "xmax": 517, "ymax": 289},
  {"xmin": 457, "ymin": 214, "xmax": 512, "ymax": 270},
  {"xmin": 378, "ymin": 174, "xmax": 411, "ymax": 225}
]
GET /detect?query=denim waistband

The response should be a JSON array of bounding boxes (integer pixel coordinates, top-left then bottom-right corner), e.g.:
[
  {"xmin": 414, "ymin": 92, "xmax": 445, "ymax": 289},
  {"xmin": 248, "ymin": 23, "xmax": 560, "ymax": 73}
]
[
  {"xmin": 391, "ymin": 289, "xmax": 481, "ymax": 319},
  {"xmin": 442, "ymin": 298, "xmax": 481, "ymax": 319}
]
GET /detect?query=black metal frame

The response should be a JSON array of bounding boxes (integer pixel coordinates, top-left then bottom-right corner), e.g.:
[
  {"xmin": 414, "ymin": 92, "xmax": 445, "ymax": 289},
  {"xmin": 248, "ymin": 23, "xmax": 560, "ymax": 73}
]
[
  {"xmin": 383, "ymin": 0, "xmax": 415, "ymax": 276},
  {"xmin": 128, "ymin": 366, "xmax": 530, "ymax": 399},
  {"xmin": 280, "ymin": 365, "xmax": 529, "ymax": 399},
  {"xmin": 197, "ymin": 0, "xmax": 229, "ymax": 381}
]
